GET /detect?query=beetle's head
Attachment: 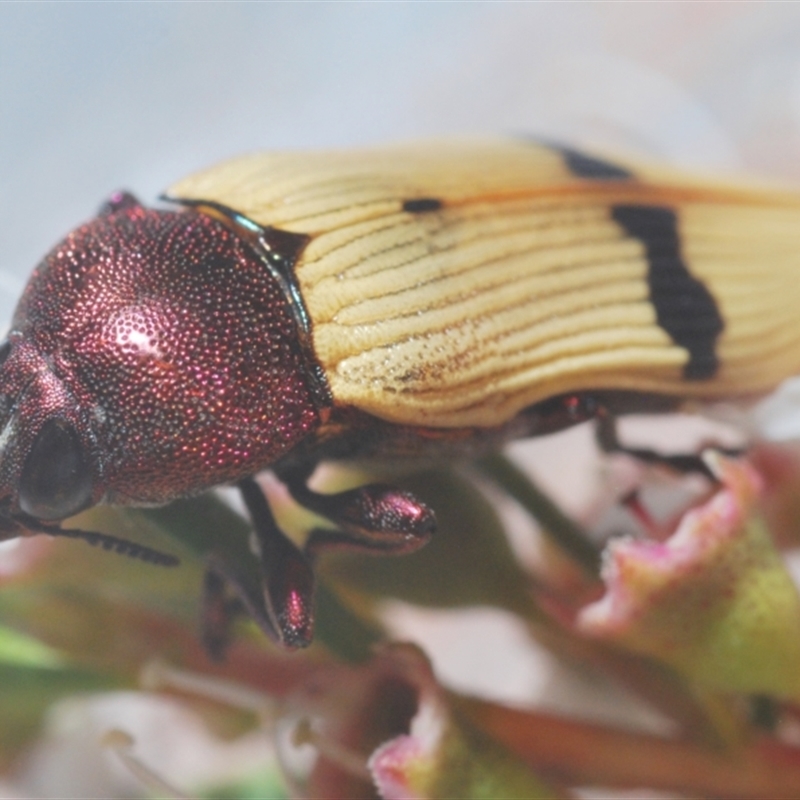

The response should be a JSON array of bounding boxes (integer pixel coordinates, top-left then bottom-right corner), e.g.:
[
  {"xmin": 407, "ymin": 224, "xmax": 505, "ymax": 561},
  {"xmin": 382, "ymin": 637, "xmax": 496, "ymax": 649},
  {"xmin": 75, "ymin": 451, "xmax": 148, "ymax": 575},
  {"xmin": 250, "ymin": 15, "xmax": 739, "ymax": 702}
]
[
  {"xmin": 0, "ymin": 193, "xmax": 320, "ymax": 539},
  {"xmin": 0, "ymin": 334, "xmax": 95, "ymax": 524}
]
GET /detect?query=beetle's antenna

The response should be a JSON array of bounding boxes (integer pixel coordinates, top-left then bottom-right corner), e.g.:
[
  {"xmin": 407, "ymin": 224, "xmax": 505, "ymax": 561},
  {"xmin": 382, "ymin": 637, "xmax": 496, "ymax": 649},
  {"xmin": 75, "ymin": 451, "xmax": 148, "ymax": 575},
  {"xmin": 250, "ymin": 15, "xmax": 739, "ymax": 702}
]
[
  {"xmin": 50, "ymin": 527, "xmax": 179, "ymax": 566},
  {"xmin": 20, "ymin": 518, "xmax": 179, "ymax": 567}
]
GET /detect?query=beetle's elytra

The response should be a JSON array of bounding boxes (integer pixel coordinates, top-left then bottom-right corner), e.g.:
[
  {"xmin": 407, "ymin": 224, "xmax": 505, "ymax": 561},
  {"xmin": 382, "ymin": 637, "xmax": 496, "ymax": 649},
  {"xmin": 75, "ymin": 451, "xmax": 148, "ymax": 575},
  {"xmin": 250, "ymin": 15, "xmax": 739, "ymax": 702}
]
[{"xmin": 3, "ymin": 139, "xmax": 800, "ymax": 650}]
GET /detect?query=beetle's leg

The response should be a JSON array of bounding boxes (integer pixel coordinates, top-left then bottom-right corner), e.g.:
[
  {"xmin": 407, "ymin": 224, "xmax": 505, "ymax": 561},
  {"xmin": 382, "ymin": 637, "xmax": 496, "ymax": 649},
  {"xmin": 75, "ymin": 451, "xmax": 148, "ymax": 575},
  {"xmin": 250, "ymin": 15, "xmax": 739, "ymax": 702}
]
[
  {"xmin": 201, "ymin": 547, "xmax": 306, "ymax": 658},
  {"xmin": 237, "ymin": 477, "xmax": 316, "ymax": 649},
  {"xmin": 595, "ymin": 410, "xmax": 720, "ymax": 478},
  {"xmin": 276, "ymin": 465, "xmax": 435, "ymax": 559},
  {"xmin": 201, "ymin": 563, "xmax": 246, "ymax": 660}
]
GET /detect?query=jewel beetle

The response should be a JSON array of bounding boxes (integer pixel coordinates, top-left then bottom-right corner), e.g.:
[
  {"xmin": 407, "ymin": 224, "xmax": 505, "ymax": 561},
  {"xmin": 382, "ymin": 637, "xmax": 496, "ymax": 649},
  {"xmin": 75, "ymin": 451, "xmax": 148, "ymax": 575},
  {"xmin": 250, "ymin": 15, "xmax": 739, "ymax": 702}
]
[{"xmin": 2, "ymin": 139, "xmax": 800, "ymax": 651}]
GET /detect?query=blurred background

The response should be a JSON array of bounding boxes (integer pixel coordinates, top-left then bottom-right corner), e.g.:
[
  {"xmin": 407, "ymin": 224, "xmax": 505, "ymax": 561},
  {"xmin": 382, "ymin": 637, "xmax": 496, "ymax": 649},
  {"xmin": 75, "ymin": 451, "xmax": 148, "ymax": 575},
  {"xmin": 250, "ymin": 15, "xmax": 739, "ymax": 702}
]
[
  {"xmin": 4, "ymin": 2, "xmax": 800, "ymax": 797},
  {"xmin": 5, "ymin": 3, "xmax": 800, "ymax": 325}
]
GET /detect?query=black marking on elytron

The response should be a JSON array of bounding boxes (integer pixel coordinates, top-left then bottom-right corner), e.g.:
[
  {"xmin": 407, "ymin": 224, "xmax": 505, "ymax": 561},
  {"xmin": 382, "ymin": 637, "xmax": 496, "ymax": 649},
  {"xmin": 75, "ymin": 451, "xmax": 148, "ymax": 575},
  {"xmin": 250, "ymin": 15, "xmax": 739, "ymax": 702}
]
[
  {"xmin": 611, "ymin": 204, "xmax": 723, "ymax": 380},
  {"xmin": 162, "ymin": 195, "xmax": 332, "ymax": 408},
  {"xmin": 526, "ymin": 138, "xmax": 634, "ymax": 180},
  {"xmin": 402, "ymin": 197, "xmax": 443, "ymax": 213}
]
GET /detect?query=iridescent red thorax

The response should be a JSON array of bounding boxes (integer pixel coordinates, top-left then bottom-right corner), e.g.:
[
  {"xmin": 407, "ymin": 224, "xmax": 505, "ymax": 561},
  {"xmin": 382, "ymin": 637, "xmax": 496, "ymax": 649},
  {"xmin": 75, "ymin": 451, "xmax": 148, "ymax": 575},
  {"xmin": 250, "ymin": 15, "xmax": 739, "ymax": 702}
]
[{"xmin": 0, "ymin": 200, "xmax": 320, "ymax": 513}]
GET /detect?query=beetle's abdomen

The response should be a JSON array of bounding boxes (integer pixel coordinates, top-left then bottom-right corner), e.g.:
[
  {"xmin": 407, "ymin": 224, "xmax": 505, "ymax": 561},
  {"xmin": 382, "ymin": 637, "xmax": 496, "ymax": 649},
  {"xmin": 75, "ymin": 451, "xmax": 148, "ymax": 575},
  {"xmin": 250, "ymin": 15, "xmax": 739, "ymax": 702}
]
[{"xmin": 169, "ymin": 140, "xmax": 800, "ymax": 428}]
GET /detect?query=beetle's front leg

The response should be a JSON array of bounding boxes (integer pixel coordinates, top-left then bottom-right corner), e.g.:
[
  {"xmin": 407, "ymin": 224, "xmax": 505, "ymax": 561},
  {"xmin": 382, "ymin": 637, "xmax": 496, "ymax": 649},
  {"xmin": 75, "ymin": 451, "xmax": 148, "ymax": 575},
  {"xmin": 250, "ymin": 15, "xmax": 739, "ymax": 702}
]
[
  {"xmin": 201, "ymin": 477, "xmax": 316, "ymax": 654},
  {"xmin": 277, "ymin": 464, "xmax": 436, "ymax": 558},
  {"xmin": 237, "ymin": 476, "xmax": 316, "ymax": 649}
]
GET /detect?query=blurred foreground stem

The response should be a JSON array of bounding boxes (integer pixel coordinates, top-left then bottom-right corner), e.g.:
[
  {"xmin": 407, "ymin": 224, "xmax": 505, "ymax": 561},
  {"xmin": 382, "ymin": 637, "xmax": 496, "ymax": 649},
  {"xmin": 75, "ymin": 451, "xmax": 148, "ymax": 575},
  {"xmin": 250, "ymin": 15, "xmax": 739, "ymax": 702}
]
[
  {"xmin": 459, "ymin": 694, "xmax": 800, "ymax": 798},
  {"xmin": 476, "ymin": 453, "xmax": 601, "ymax": 575}
]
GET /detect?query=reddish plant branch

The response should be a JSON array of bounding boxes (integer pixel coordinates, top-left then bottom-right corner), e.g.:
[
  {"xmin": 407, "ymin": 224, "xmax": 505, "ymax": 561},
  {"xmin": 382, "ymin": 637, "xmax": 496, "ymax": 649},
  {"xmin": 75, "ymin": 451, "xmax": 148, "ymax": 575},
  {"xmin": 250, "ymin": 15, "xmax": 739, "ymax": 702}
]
[{"xmin": 459, "ymin": 694, "xmax": 800, "ymax": 798}]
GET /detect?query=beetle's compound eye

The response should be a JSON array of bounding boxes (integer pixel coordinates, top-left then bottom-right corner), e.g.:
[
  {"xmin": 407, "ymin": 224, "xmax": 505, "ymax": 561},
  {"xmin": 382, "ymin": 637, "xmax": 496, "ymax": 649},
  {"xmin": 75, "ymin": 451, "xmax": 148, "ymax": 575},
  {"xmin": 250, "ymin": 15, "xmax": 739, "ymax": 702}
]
[{"xmin": 19, "ymin": 419, "xmax": 93, "ymax": 520}]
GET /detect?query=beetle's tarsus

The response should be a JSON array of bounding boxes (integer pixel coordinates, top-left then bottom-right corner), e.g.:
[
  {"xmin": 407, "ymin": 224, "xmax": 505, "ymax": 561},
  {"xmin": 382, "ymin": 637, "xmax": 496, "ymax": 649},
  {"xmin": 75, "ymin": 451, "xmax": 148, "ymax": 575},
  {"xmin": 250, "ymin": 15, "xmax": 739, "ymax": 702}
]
[{"xmin": 238, "ymin": 477, "xmax": 315, "ymax": 649}]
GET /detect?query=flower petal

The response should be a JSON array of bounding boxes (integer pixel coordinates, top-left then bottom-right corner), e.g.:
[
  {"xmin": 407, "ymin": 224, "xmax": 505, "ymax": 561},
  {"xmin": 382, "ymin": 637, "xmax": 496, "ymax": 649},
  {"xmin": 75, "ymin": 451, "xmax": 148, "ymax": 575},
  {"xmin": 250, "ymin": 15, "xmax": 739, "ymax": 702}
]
[
  {"xmin": 368, "ymin": 645, "xmax": 560, "ymax": 800},
  {"xmin": 578, "ymin": 452, "xmax": 800, "ymax": 698}
]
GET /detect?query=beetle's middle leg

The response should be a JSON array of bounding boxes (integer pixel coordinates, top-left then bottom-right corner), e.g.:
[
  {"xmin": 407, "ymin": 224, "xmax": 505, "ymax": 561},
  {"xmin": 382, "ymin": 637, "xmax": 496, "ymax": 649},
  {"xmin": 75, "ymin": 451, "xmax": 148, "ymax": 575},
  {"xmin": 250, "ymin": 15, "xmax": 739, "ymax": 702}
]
[{"xmin": 275, "ymin": 462, "xmax": 436, "ymax": 559}]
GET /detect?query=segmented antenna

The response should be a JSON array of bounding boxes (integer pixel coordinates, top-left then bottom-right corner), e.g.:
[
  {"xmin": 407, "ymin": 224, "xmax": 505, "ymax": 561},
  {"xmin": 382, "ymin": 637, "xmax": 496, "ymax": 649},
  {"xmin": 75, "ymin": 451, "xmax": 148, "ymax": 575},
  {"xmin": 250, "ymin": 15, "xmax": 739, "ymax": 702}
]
[
  {"xmin": 53, "ymin": 527, "xmax": 180, "ymax": 566},
  {"xmin": 20, "ymin": 518, "xmax": 179, "ymax": 567}
]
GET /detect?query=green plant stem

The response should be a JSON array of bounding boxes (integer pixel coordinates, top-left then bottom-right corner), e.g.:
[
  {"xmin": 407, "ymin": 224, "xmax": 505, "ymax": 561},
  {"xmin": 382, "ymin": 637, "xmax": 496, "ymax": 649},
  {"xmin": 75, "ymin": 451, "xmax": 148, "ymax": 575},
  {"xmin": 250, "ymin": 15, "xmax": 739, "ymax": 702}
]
[{"xmin": 476, "ymin": 453, "xmax": 601, "ymax": 575}]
